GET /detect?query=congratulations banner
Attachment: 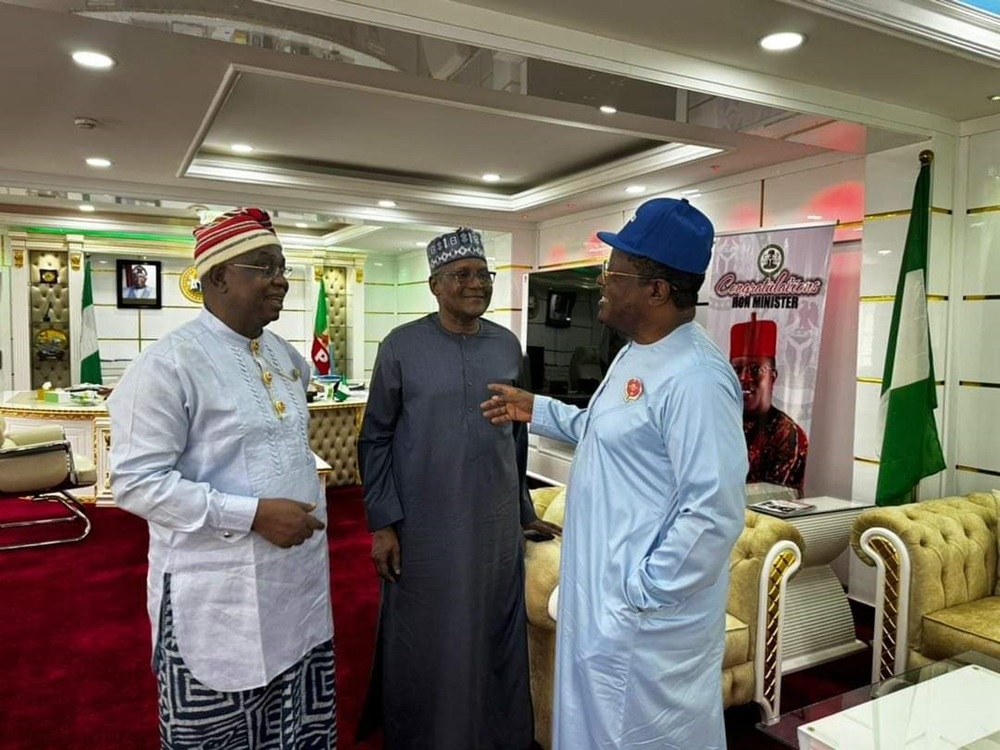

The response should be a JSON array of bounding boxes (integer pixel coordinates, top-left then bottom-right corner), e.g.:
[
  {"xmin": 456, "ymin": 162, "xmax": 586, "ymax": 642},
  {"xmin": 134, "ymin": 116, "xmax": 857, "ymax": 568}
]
[{"xmin": 707, "ymin": 224, "xmax": 835, "ymax": 495}]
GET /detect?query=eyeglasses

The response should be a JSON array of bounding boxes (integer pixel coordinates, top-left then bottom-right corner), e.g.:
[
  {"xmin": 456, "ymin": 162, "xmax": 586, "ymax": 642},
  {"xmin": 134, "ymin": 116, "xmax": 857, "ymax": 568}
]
[
  {"xmin": 601, "ymin": 259, "xmax": 650, "ymax": 282},
  {"xmin": 229, "ymin": 263, "xmax": 293, "ymax": 280},
  {"xmin": 732, "ymin": 363, "xmax": 774, "ymax": 379},
  {"xmin": 436, "ymin": 269, "xmax": 496, "ymax": 285}
]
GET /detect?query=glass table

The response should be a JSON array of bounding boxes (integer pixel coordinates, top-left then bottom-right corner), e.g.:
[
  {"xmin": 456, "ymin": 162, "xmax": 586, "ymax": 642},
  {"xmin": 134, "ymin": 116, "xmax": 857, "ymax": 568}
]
[{"xmin": 759, "ymin": 651, "xmax": 1000, "ymax": 749}]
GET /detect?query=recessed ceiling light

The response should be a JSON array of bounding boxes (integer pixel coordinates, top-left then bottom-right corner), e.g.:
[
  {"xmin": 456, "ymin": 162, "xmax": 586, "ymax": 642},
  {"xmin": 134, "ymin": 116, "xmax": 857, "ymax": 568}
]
[
  {"xmin": 72, "ymin": 50, "xmax": 116, "ymax": 69},
  {"xmin": 85, "ymin": 157, "xmax": 112, "ymax": 168},
  {"xmin": 230, "ymin": 143, "xmax": 254, "ymax": 154},
  {"xmin": 378, "ymin": 200, "xmax": 397, "ymax": 208},
  {"xmin": 295, "ymin": 222, "xmax": 308, "ymax": 228},
  {"xmin": 482, "ymin": 173, "xmax": 501, "ymax": 183},
  {"xmin": 625, "ymin": 185, "xmax": 646, "ymax": 194},
  {"xmin": 807, "ymin": 214, "xmax": 823, "ymax": 220},
  {"xmin": 759, "ymin": 32, "xmax": 805, "ymax": 51},
  {"xmin": 599, "ymin": 105, "xmax": 617, "ymax": 114},
  {"xmin": 989, "ymin": 94, "xmax": 1000, "ymax": 102},
  {"xmin": 79, "ymin": 203, "xmax": 96, "ymax": 212}
]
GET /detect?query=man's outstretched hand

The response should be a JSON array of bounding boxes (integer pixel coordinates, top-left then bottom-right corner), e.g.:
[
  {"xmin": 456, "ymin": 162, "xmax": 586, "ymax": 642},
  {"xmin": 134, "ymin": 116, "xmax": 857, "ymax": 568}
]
[{"xmin": 481, "ymin": 383, "xmax": 535, "ymax": 424}]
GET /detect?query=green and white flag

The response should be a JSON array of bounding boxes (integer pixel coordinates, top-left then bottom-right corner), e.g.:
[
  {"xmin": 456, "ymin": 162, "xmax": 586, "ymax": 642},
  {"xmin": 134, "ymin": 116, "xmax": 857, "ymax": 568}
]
[
  {"xmin": 875, "ymin": 154, "xmax": 945, "ymax": 506},
  {"xmin": 79, "ymin": 258, "xmax": 103, "ymax": 385}
]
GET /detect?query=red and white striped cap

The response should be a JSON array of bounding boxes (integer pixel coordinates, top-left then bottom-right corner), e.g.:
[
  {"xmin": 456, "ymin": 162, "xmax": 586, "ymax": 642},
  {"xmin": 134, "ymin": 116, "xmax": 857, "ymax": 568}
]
[{"xmin": 193, "ymin": 208, "xmax": 279, "ymax": 279}]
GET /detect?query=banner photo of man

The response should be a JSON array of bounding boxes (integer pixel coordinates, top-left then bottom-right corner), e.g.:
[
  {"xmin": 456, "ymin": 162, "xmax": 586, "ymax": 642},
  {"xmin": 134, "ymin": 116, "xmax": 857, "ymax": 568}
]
[{"xmin": 707, "ymin": 224, "xmax": 835, "ymax": 496}]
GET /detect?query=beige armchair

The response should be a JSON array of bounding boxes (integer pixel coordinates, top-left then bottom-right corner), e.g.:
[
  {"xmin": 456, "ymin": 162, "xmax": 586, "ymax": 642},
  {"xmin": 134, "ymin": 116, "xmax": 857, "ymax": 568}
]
[
  {"xmin": 523, "ymin": 487, "xmax": 803, "ymax": 748},
  {"xmin": 0, "ymin": 415, "xmax": 96, "ymax": 550},
  {"xmin": 851, "ymin": 492, "xmax": 1000, "ymax": 683}
]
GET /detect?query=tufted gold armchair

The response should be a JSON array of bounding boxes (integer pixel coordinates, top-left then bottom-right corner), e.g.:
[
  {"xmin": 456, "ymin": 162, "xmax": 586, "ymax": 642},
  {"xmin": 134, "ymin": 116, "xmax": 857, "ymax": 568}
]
[
  {"xmin": 851, "ymin": 491, "xmax": 1000, "ymax": 683},
  {"xmin": 0, "ymin": 415, "xmax": 96, "ymax": 550},
  {"xmin": 523, "ymin": 487, "xmax": 804, "ymax": 748}
]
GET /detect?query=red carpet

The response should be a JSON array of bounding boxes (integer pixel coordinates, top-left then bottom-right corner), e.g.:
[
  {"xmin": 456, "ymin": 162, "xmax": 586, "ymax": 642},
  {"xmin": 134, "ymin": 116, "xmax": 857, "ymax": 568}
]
[
  {"xmin": 0, "ymin": 488, "xmax": 381, "ymax": 750},
  {"xmin": 0, "ymin": 491, "xmax": 872, "ymax": 750}
]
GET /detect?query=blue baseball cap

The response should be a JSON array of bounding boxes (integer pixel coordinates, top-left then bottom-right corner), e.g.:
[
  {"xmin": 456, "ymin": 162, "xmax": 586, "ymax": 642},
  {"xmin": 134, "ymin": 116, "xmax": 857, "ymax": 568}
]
[{"xmin": 597, "ymin": 198, "xmax": 714, "ymax": 274}]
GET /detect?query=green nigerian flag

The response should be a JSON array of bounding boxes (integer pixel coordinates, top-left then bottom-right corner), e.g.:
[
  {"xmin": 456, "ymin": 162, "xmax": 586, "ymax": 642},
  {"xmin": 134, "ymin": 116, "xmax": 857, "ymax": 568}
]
[
  {"xmin": 875, "ymin": 153, "xmax": 945, "ymax": 506},
  {"xmin": 79, "ymin": 258, "xmax": 103, "ymax": 385}
]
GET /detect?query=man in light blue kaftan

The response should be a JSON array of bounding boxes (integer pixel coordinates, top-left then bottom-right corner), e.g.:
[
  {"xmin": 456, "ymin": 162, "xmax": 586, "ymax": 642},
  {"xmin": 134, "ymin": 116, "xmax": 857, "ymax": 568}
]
[
  {"xmin": 109, "ymin": 209, "xmax": 335, "ymax": 749},
  {"xmin": 483, "ymin": 198, "xmax": 748, "ymax": 750}
]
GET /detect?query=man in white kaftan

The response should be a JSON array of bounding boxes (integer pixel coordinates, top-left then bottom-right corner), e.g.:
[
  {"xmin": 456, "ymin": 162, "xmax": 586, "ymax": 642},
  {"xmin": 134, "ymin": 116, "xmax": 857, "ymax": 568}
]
[
  {"xmin": 484, "ymin": 198, "xmax": 748, "ymax": 750},
  {"xmin": 109, "ymin": 208, "xmax": 335, "ymax": 749}
]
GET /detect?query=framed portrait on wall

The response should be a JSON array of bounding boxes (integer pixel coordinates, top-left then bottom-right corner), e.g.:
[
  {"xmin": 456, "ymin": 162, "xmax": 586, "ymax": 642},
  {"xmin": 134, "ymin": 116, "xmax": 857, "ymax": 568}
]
[{"xmin": 116, "ymin": 259, "xmax": 162, "ymax": 309}]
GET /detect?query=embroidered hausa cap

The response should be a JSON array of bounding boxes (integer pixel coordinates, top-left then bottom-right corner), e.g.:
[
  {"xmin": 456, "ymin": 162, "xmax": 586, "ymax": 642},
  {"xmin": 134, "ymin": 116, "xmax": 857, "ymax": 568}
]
[
  {"xmin": 427, "ymin": 227, "xmax": 486, "ymax": 272},
  {"xmin": 193, "ymin": 207, "xmax": 280, "ymax": 279},
  {"xmin": 597, "ymin": 197, "xmax": 714, "ymax": 274},
  {"xmin": 730, "ymin": 313, "xmax": 778, "ymax": 359}
]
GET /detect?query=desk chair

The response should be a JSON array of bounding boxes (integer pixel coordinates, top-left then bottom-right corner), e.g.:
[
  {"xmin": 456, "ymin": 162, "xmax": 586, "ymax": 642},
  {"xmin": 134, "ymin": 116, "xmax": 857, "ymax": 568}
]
[{"xmin": 0, "ymin": 417, "xmax": 96, "ymax": 551}]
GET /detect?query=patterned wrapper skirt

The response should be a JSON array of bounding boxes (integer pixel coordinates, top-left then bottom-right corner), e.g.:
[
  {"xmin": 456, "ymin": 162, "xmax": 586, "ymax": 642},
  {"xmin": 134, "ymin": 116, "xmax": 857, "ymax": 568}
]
[{"xmin": 154, "ymin": 575, "xmax": 337, "ymax": 750}]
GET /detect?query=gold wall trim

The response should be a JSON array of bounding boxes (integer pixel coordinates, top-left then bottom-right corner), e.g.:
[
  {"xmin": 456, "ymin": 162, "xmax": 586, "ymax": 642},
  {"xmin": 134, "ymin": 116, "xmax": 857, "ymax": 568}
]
[
  {"xmin": 837, "ymin": 220, "xmax": 863, "ymax": 231},
  {"xmin": 956, "ymin": 465, "xmax": 1000, "ymax": 477},
  {"xmin": 855, "ymin": 456, "xmax": 880, "ymax": 465},
  {"xmin": 497, "ymin": 264, "xmax": 533, "ymax": 271},
  {"xmin": 365, "ymin": 311, "xmax": 396, "ymax": 316},
  {"xmin": 490, "ymin": 307, "xmax": 522, "ymax": 313},
  {"xmin": 963, "ymin": 294, "xmax": 1000, "ymax": 301},
  {"xmin": 857, "ymin": 377, "xmax": 882, "ymax": 384},
  {"xmin": 398, "ymin": 280, "xmax": 429, "ymax": 287},
  {"xmin": 859, "ymin": 295, "xmax": 948, "ymax": 302},
  {"xmin": 365, "ymin": 281, "xmax": 396, "ymax": 287},
  {"xmin": 967, "ymin": 206, "xmax": 1000, "ymax": 215},
  {"xmin": 959, "ymin": 381, "xmax": 1000, "ymax": 388},
  {"xmin": 864, "ymin": 207, "xmax": 951, "ymax": 221},
  {"xmin": 537, "ymin": 258, "xmax": 603, "ymax": 270}
]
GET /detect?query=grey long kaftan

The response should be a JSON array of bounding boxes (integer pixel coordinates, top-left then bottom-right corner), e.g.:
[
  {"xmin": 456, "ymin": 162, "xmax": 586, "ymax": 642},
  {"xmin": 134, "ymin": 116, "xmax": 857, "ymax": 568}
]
[{"xmin": 357, "ymin": 314, "xmax": 535, "ymax": 750}]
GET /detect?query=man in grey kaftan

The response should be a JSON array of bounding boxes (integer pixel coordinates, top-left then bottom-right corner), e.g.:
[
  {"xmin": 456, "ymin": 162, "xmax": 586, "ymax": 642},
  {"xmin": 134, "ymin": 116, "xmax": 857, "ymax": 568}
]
[{"xmin": 357, "ymin": 228, "xmax": 553, "ymax": 750}]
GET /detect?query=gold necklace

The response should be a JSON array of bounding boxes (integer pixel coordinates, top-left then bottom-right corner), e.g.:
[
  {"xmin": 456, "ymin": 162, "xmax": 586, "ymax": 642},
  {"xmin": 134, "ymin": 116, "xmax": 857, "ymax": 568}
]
[{"xmin": 249, "ymin": 338, "xmax": 301, "ymax": 418}]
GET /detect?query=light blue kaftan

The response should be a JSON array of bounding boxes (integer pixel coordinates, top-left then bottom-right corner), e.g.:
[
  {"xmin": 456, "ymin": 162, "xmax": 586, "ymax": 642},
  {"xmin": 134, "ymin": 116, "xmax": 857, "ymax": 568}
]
[{"xmin": 531, "ymin": 321, "xmax": 748, "ymax": 750}]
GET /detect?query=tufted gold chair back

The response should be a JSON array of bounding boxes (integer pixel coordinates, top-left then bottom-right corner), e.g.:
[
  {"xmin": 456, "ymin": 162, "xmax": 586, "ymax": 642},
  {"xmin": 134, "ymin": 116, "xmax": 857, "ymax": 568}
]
[{"xmin": 852, "ymin": 492, "xmax": 1000, "ymax": 679}]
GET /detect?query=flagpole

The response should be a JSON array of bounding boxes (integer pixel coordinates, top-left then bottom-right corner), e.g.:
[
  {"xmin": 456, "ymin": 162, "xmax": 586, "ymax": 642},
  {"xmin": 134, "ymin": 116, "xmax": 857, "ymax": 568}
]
[{"xmin": 874, "ymin": 149, "xmax": 946, "ymax": 506}]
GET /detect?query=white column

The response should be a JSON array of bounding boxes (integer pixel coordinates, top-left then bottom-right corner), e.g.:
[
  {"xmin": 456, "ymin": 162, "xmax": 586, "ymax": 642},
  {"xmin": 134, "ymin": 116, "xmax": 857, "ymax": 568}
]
[{"xmin": 9, "ymin": 231, "xmax": 31, "ymax": 390}]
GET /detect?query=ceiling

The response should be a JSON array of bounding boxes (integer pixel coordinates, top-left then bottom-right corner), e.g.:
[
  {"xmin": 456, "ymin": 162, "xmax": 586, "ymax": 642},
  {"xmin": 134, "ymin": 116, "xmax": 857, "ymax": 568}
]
[{"xmin": 0, "ymin": 0, "xmax": 998, "ymax": 255}]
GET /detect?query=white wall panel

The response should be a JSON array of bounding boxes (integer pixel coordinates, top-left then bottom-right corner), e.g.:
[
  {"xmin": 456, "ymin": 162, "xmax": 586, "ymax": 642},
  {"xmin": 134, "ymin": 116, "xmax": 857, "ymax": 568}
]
[
  {"xmin": 865, "ymin": 138, "xmax": 951, "ymax": 215},
  {"xmin": 761, "ymin": 158, "xmax": 864, "ymax": 229},
  {"xmin": 365, "ymin": 285, "xmax": 396, "ymax": 312},
  {"xmin": 954, "ymin": 386, "xmax": 1000, "ymax": 472},
  {"xmin": 853, "ymin": 382, "xmax": 881, "ymax": 460},
  {"xmin": 852, "ymin": 461, "xmax": 879, "ymax": 502},
  {"xmin": 966, "ymin": 130, "xmax": 1000, "ymax": 209},
  {"xmin": 98, "ymin": 339, "xmax": 140, "ymax": 362},
  {"xmin": 855, "ymin": 300, "xmax": 948, "ymax": 379},
  {"xmin": 955, "ymin": 469, "xmax": 1000, "ymax": 495},
  {"xmin": 365, "ymin": 313, "xmax": 397, "ymax": 341},
  {"xmin": 694, "ymin": 183, "xmax": 762, "ymax": 234},
  {"xmin": 95, "ymin": 306, "xmax": 138, "ymax": 338},
  {"xmin": 365, "ymin": 256, "xmax": 397, "ymax": 284},
  {"xmin": 860, "ymin": 215, "xmax": 953, "ymax": 297},
  {"xmin": 364, "ymin": 341, "xmax": 380, "ymax": 372},
  {"xmin": 963, "ymin": 213, "xmax": 1000, "ymax": 295},
  {"xmin": 396, "ymin": 282, "xmax": 433, "ymax": 315},
  {"xmin": 956, "ymin": 301, "xmax": 1000, "ymax": 382},
  {"xmin": 138, "ymin": 307, "xmax": 200, "ymax": 339},
  {"xmin": 537, "ymin": 207, "xmax": 623, "ymax": 268}
]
